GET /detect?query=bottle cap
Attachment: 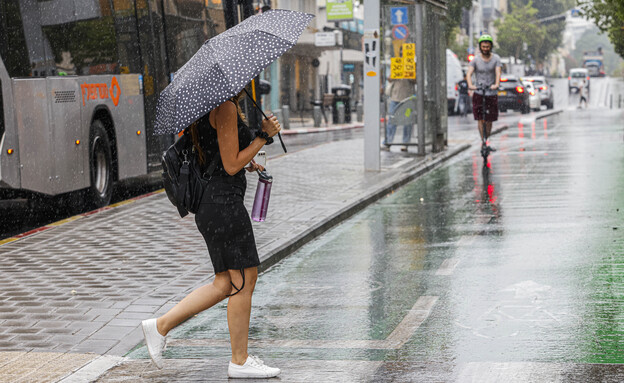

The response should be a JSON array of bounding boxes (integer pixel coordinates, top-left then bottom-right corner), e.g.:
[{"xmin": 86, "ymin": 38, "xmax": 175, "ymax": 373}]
[{"xmin": 257, "ymin": 170, "xmax": 273, "ymax": 182}]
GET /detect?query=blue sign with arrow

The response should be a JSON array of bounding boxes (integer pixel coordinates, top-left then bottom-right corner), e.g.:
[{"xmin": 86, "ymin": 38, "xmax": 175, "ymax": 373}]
[{"xmin": 391, "ymin": 7, "xmax": 408, "ymax": 25}]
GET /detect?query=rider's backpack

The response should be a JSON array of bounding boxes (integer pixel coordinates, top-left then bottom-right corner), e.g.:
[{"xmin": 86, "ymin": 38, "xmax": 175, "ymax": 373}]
[{"xmin": 161, "ymin": 133, "xmax": 219, "ymax": 218}]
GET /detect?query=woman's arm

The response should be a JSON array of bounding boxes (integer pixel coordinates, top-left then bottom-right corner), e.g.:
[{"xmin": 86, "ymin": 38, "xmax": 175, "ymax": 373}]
[{"xmin": 214, "ymin": 101, "xmax": 280, "ymax": 176}]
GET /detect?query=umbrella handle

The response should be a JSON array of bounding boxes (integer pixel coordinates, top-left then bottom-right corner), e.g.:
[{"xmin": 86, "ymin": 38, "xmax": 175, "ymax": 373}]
[{"xmin": 243, "ymin": 88, "xmax": 287, "ymax": 153}]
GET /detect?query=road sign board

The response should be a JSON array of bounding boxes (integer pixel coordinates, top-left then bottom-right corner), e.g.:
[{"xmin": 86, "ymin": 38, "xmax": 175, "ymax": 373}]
[
  {"xmin": 402, "ymin": 43, "xmax": 415, "ymax": 58},
  {"xmin": 392, "ymin": 24, "xmax": 409, "ymax": 40},
  {"xmin": 391, "ymin": 57, "xmax": 404, "ymax": 79},
  {"xmin": 391, "ymin": 7, "xmax": 408, "ymax": 25},
  {"xmin": 315, "ymin": 32, "xmax": 336, "ymax": 47}
]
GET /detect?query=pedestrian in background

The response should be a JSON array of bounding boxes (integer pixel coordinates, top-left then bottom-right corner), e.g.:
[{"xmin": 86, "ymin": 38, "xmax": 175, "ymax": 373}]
[
  {"xmin": 384, "ymin": 76, "xmax": 416, "ymax": 152},
  {"xmin": 142, "ymin": 88, "xmax": 283, "ymax": 379},
  {"xmin": 457, "ymin": 72, "xmax": 469, "ymax": 117},
  {"xmin": 578, "ymin": 79, "xmax": 589, "ymax": 108}
]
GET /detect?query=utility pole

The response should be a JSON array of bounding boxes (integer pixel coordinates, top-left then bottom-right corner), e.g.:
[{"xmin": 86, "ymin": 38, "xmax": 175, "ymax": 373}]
[{"xmin": 363, "ymin": 1, "xmax": 380, "ymax": 171}]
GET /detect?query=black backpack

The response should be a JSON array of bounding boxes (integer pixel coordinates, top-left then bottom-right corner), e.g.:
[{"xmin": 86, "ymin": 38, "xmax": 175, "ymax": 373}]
[{"xmin": 161, "ymin": 133, "xmax": 219, "ymax": 218}]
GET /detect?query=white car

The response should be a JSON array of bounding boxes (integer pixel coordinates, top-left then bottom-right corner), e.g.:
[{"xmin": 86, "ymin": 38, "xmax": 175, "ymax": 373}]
[
  {"xmin": 522, "ymin": 76, "xmax": 554, "ymax": 109},
  {"xmin": 568, "ymin": 68, "xmax": 590, "ymax": 94},
  {"xmin": 523, "ymin": 81, "xmax": 541, "ymax": 111}
]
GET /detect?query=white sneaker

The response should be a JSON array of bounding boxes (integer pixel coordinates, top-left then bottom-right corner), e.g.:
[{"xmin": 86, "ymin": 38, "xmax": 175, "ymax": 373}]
[
  {"xmin": 141, "ymin": 318, "xmax": 166, "ymax": 369},
  {"xmin": 227, "ymin": 355, "xmax": 281, "ymax": 378}
]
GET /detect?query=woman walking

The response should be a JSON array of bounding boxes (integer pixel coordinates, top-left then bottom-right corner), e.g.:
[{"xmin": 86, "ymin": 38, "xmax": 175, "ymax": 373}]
[{"xmin": 142, "ymin": 88, "xmax": 281, "ymax": 379}]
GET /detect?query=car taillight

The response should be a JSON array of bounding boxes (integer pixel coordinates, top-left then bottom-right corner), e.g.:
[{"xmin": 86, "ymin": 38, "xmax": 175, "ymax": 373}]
[
  {"xmin": 516, "ymin": 86, "xmax": 524, "ymax": 93},
  {"xmin": 568, "ymin": 76, "xmax": 571, "ymax": 80},
  {"xmin": 587, "ymin": 76, "xmax": 590, "ymax": 80},
  {"xmin": 530, "ymin": 91, "xmax": 535, "ymax": 95},
  {"xmin": 501, "ymin": 78, "xmax": 508, "ymax": 82},
  {"xmin": 455, "ymin": 84, "xmax": 458, "ymax": 91},
  {"xmin": 540, "ymin": 86, "xmax": 547, "ymax": 90}
]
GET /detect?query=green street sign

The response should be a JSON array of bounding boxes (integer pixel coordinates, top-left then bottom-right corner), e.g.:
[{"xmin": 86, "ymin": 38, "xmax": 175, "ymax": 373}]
[{"xmin": 327, "ymin": 0, "xmax": 354, "ymax": 21}]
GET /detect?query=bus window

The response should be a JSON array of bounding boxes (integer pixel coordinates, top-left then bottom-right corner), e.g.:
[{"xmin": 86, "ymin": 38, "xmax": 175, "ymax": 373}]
[
  {"xmin": 111, "ymin": 0, "xmax": 142, "ymax": 75},
  {"xmin": 41, "ymin": 2, "xmax": 119, "ymax": 75},
  {"xmin": 0, "ymin": 79, "xmax": 4, "ymax": 140},
  {"xmin": 0, "ymin": 0, "xmax": 44, "ymax": 78},
  {"xmin": 164, "ymin": 0, "xmax": 225, "ymax": 72}
]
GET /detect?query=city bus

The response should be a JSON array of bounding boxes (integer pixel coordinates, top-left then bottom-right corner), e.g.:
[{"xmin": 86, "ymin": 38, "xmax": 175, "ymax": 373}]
[{"xmin": 0, "ymin": 0, "xmax": 252, "ymax": 208}]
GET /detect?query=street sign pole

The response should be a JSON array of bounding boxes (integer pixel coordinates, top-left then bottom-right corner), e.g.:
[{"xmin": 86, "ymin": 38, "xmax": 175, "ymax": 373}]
[{"xmin": 363, "ymin": 2, "xmax": 380, "ymax": 171}]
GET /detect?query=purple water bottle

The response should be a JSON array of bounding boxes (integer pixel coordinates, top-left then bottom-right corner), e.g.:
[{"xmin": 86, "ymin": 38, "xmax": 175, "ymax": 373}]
[{"xmin": 251, "ymin": 170, "xmax": 273, "ymax": 222}]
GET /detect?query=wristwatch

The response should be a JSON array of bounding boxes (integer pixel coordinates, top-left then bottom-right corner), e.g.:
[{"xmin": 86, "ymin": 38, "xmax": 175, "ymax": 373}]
[{"xmin": 255, "ymin": 130, "xmax": 274, "ymax": 145}]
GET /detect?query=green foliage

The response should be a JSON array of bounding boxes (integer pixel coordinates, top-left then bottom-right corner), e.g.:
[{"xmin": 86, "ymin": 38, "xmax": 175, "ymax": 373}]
[
  {"xmin": 448, "ymin": 26, "xmax": 469, "ymax": 56},
  {"xmin": 494, "ymin": 2, "xmax": 544, "ymax": 60},
  {"xmin": 445, "ymin": 0, "xmax": 473, "ymax": 45},
  {"xmin": 578, "ymin": 0, "xmax": 624, "ymax": 59},
  {"xmin": 572, "ymin": 26, "xmax": 624, "ymax": 75},
  {"xmin": 495, "ymin": 0, "xmax": 567, "ymax": 63}
]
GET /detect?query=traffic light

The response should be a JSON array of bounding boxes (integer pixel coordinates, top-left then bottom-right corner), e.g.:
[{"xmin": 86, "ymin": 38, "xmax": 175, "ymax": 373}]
[{"xmin": 467, "ymin": 54, "xmax": 475, "ymax": 62}]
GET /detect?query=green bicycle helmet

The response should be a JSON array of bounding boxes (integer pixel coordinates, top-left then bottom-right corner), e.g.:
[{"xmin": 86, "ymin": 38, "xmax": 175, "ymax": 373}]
[{"xmin": 478, "ymin": 34, "xmax": 493, "ymax": 45}]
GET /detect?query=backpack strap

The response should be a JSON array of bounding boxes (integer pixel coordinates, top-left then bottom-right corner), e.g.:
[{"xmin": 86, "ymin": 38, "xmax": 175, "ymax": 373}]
[{"xmin": 203, "ymin": 151, "xmax": 221, "ymax": 179}]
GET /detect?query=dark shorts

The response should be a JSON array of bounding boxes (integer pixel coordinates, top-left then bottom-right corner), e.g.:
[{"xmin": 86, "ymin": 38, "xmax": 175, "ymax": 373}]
[{"xmin": 472, "ymin": 93, "xmax": 499, "ymax": 122}]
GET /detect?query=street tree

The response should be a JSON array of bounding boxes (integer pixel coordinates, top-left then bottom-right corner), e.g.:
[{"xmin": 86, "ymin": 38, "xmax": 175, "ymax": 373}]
[
  {"xmin": 499, "ymin": 0, "xmax": 567, "ymax": 65},
  {"xmin": 444, "ymin": 0, "xmax": 473, "ymax": 45},
  {"xmin": 577, "ymin": 0, "xmax": 624, "ymax": 60},
  {"xmin": 494, "ymin": 2, "xmax": 545, "ymax": 61}
]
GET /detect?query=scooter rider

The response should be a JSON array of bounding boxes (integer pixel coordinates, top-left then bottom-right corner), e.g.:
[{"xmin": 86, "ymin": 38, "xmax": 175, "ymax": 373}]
[{"xmin": 466, "ymin": 35, "xmax": 502, "ymax": 152}]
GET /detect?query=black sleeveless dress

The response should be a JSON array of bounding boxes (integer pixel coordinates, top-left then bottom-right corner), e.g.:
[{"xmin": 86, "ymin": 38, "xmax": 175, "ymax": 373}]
[{"xmin": 193, "ymin": 104, "xmax": 260, "ymax": 274}]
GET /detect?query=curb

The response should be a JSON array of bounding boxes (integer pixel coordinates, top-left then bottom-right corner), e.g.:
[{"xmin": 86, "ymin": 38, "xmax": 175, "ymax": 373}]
[
  {"xmin": 258, "ymin": 143, "xmax": 470, "ymax": 272},
  {"xmin": 56, "ymin": 355, "xmax": 125, "ymax": 383},
  {"xmin": 282, "ymin": 123, "xmax": 363, "ymax": 135}
]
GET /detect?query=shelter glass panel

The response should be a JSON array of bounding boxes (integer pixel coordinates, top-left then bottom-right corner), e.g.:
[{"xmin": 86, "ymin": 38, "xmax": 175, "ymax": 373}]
[
  {"xmin": 422, "ymin": 2, "xmax": 447, "ymax": 150},
  {"xmin": 381, "ymin": 1, "xmax": 418, "ymax": 147}
]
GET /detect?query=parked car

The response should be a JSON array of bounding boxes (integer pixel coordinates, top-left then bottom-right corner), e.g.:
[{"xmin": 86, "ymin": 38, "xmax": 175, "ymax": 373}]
[
  {"xmin": 522, "ymin": 76, "xmax": 554, "ymax": 109},
  {"xmin": 523, "ymin": 81, "xmax": 541, "ymax": 111},
  {"xmin": 568, "ymin": 68, "xmax": 590, "ymax": 94},
  {"xmin": 498, "ymin": 75, "xmax": 530, "ymax": 114}
]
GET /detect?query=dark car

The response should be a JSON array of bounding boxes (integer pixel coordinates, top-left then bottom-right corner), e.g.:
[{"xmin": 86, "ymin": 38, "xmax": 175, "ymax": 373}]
[{"xmin": 497, "ymin": 75, "xmax": 530, "ymax": 114}]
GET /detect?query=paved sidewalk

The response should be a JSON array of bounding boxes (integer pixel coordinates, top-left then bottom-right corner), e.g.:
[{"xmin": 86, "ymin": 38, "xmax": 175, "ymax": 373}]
[{"xmin": 0, "ymin": 109, "xmax": 559, "ymax": 382}]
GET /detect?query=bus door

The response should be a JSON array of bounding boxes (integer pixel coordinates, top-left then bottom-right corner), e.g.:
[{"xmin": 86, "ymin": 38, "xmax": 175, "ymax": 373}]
[{"xmin": 134, "ymin": 0, "xmax": 171, "ymax": 169}]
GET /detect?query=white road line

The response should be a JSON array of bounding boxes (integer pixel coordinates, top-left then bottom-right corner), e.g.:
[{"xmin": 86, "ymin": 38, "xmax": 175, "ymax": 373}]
[
  {"xmin": 436, "ymin": 236, "xmax": 475, "ymax": 276},
  {"xmin": 169, "ymin": 296, "xmax": 438, "ymax": 350},
  {"xmin": 436, "ymin": 258, "xmax": 460, "ymax": 276}
]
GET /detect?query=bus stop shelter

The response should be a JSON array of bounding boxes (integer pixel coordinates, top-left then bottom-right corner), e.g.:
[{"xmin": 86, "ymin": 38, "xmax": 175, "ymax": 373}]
[
  {"xmin": 364, "ymin": 0, "xmax": 448, "ymax": 169},
  {"xmin": 383, "ymin": 0, "xmax": 448, "ymax": 153}
]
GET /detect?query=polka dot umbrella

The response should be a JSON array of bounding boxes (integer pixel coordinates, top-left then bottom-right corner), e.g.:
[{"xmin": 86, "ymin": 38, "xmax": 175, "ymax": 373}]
[{"xmin": 154, "ymin": 9, "xmax": 314, "ymax": 147}]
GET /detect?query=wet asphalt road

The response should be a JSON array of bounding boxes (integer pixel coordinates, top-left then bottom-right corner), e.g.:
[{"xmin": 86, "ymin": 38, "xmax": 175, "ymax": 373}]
[{"xmin": 119, "ymin": 90, "xmax": 624, "ymax": 381}]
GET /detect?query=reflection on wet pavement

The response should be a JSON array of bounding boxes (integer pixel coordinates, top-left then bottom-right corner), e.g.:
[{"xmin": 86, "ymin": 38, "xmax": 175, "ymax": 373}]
[{"xmin": 124, "ymin": 109, "xmax": 624, "ymax": 382}]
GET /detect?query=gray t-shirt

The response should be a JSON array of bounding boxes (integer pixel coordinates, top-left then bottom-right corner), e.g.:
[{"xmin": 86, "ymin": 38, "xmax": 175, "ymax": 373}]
[{"xmin": 470, "ymin": 53, "xmax": 502, "ymax": 96}]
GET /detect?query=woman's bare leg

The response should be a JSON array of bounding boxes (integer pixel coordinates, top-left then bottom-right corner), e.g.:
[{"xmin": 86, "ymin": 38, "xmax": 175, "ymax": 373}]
[
  {"xmin": 156, "ymin": 271, "xmax": 232, "ymax": 336},
  {"xmin": 227, "ymin": 267, "xmax": 258, "ymax": 365}
]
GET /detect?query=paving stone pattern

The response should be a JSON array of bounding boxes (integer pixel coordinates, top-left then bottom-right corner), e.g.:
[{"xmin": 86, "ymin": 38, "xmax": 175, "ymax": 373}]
[{"xmin": 0, "ymin": 138, "xmax": 459, "ymax": 361}]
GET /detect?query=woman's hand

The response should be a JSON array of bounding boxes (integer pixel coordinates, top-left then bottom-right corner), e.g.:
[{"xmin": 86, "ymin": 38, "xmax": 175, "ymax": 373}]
[
  {"xmin": 261, "ymin": 115, "xmax": 281, "ymax": 138},
  {"xmin": 245, "ymin": 159, "xmax": 265, "ymax": 173}
]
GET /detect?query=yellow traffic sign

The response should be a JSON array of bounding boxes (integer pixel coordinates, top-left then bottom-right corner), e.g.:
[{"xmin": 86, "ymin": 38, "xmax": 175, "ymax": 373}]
[{"xmin": 391, "ymin": 57, "xmax": 404, "ymax": 79}]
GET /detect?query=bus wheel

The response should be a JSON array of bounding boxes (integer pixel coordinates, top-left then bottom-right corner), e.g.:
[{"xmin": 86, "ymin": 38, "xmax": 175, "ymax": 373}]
[{"xmin": 88, "ymin": 121, "xmax": 113, "ymax": 208}]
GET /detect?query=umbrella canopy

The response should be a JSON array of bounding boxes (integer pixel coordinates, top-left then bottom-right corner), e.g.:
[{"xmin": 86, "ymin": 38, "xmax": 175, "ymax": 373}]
[{"xmin": 154, "ymin": 9, "xmax": 314, "ymax": 135}]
